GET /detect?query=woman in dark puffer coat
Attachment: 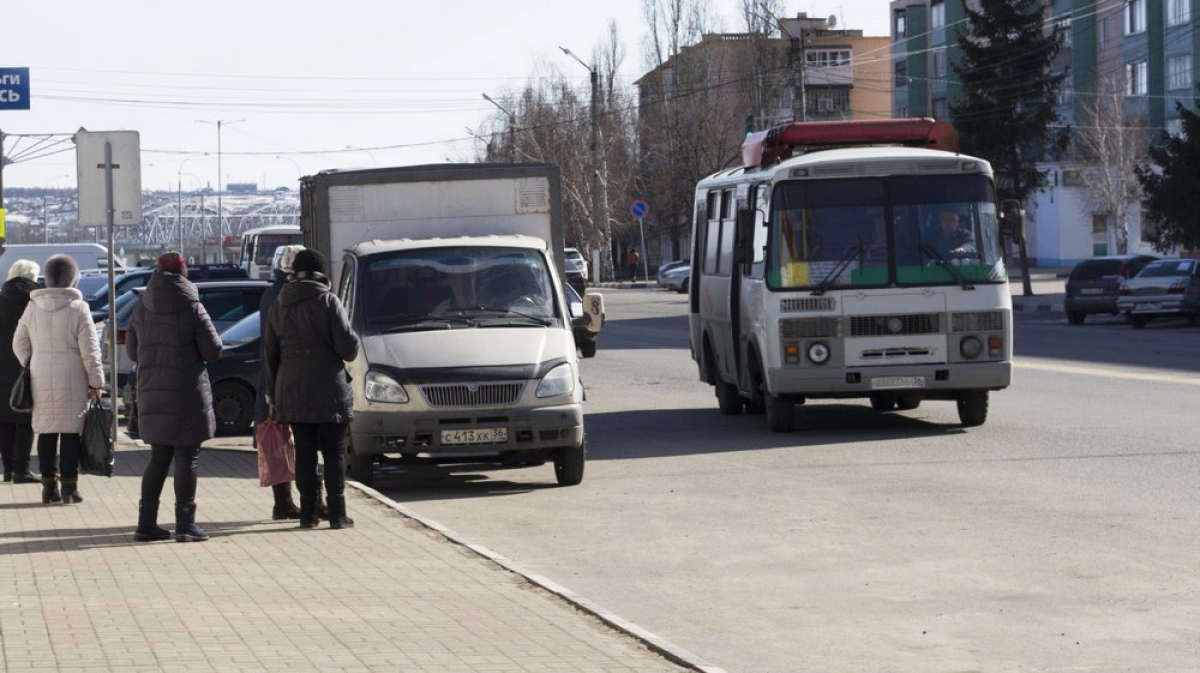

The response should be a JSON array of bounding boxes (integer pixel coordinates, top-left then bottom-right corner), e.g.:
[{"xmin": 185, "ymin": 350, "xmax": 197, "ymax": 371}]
[
  {"xmin": 264, "ymin": 249, "xmax": 359, "ymax": 529},
  {"xmin": 0, "ymin": 260, "xmax": 41, "ymax": 484},
  {"xmin": 126, "ymin": 252, "xmax": 223, "ymax": 542}
]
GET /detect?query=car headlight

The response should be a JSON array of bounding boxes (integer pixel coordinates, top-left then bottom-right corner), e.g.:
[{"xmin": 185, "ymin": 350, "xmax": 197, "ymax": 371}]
[
  {"xmin": 364, "ymin": 370, "xmax": 409, "ymax": 403},
  {"xmin": 535, "ymin": 362, "xmax": 575, "ymax": 398},
  {"xmin": 959, "ymin": 336, "xmax": 983, "ymax": 359}
]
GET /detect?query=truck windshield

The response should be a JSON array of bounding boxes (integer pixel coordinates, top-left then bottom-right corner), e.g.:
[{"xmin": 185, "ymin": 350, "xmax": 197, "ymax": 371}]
[
  {"xmin": 768, "ymin": 174, "xmax": 1004, "ymax": 290},
  {"xmin": 361, "ymin": 246, "xmax": 558, "ymax": 331}
]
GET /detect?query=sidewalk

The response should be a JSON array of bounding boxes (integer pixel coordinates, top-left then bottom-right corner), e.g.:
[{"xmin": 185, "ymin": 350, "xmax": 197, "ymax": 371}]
[{"xmin": 0, "ymin": 436, "xmax": 713, "ymax": 673}]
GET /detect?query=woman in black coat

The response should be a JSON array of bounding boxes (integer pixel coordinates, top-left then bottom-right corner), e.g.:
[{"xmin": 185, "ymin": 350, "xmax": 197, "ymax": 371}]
[
  {"xmin": 0, "ymin": 260, "xmax": 40, "ymax": 484},
  {"xmin": 264, "ymin": 249, "xmax": 360, "ymax": 528},
  {"xmin": 126, "ymin": 253, "xmax": 223, "ymax": 542}
]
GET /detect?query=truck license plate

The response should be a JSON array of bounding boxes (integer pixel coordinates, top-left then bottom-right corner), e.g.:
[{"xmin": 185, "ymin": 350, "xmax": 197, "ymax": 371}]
[
  {"xmin": 871, "ymin": 376, "xmax": 926, "ymax": 390},
  {"xmin": 441, "ymin": 428, "xmax": 508, "ymax": 446}
]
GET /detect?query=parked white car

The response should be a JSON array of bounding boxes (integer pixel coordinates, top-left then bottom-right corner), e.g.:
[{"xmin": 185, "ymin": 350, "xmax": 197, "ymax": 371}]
[{"xmin": 564, "ymin": 247, "xmax": 588, "ymax": 280}]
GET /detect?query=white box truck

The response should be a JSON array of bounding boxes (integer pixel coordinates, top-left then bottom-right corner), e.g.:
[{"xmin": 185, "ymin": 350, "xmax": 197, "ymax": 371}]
[{"xmin": 299, "ymin": 163, "xmax": 602, "ymax": 486}]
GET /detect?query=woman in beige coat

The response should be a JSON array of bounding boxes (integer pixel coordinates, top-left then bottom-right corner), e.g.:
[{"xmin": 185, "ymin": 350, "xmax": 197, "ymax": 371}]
[{"xmin": 13, "ymin": 255, "xmax": 105, "ymax": 504}]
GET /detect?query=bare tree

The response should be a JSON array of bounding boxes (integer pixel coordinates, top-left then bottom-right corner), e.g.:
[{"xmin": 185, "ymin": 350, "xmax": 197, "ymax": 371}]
[
  {"xmin": 642, "ymin": 0, "xmax": 719, "ymax": 69},
  {"xmin": 1073, "ymin": 74, "xmax": 1149, "ymax": 254}
]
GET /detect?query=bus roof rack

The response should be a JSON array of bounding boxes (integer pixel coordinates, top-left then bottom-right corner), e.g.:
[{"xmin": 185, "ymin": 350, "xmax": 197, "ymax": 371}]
[{"xmin": 742, "ymin": 118, "xmax": 960, "ymax": 170}]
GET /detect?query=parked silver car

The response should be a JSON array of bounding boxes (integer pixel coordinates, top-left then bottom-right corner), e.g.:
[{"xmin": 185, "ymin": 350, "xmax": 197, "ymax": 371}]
[
  {"xmin": 1115, "ymin": 258, "xmax": 1200, "ymax": 328},
  {"xmin": 659, "ymin": 262, "xmax": 691, "ymax": 293}
]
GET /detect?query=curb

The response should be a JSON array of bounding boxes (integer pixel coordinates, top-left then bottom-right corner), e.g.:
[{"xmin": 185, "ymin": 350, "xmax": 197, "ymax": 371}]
[{"xmin": 348, "ymin": 480, "xmax": 730, "ymax": 673}]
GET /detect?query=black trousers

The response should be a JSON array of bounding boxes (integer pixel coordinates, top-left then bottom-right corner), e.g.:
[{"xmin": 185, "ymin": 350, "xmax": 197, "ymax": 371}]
[
  {"xmin": 37, "ymin": 433, "xmax": 81, "ymax": 481},
  {"xmin": 140, "ymin": 445, "xmax": 200, "ymax": 504},
  {"xmin": 292, "ymin": 423, "xmax": 347, "ymax": 503},
  {"xmin": 0, "ymin": 422, "xmax": 34, "ymax": 474}
]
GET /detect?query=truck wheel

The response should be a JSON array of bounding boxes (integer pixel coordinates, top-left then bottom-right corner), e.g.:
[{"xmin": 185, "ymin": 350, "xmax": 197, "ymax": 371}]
[
  {"xmin": 869, "ymin": 394, "xmax": 895, "ymax": 411},
  {"xmin": 716, "ymin": 382, "xmax": 743, "ymax": 415},
  {"xmin": 957, "ymin": 391, "xmax": 988, "ymax": 427},
  {"xmin": 347, "ymin": 443, "xmax": 375, "ymax": 486},
  {"xmin": 896, "ymin": 395, "xmax": 921, "ymax": 411},
  {"xmin": 554, "ymin": 439, "xmax": 585, "ymax": 486},
  {"xmin": 765, "ymin": 393, "xmax": 794, "ymax": 432},
  {"xmin": 579, "ymin": 341, "xmax": 597, "ymax": 358}
]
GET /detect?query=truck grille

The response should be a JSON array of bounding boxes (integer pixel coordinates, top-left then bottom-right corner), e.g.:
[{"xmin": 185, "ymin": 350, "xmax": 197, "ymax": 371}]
[
  {"xmin": 420, "ymin": 382, "xmax": 524, "ymax": 408},
  {"xmin": 850, "ymin": 313, "xmax": 941, "ymax": 336}
]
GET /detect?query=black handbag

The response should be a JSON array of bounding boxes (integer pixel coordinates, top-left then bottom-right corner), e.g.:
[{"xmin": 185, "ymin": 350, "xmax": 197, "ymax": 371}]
[
  {"xmin": 79, "ymin": 401, "xmax": 115, "ymax": 477},
  {"xmin": 9, "ymin": 365, "xmax": 32, "ymax": 413}
]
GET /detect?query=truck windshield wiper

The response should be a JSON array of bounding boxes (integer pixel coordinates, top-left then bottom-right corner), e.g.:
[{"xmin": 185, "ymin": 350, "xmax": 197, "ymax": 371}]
[
  {"xmin": 374, "ymin": 313, "xmax": 475, "ymax": 328},
  {"xmin": 920, "ymin": 244, "xmax": 975, "ymax": 290},
  {"xmin": 810, "ymin": 244, "xmax": 862, "ymax": 296},
  {"xmin": 451, "ymin": 306, "xmax": 553, "ymax": 326}
]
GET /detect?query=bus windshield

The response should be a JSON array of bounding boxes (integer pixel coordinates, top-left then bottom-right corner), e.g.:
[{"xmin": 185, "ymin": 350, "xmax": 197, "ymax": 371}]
[{"xmin": 768, "ymin": 174, "xmax": 1005, "ymax": 290}]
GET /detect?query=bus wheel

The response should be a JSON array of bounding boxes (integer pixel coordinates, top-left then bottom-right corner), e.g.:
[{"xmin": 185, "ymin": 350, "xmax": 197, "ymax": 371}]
[
  {"xmin": 765, "ymin": 393, "xmax": 794, "ymax": 432},
  {"xmin": 716, "ymin": 382, "xmax": 743, "ymax": 415},
  {"xmin": 869, "ymin": 394, "xmax": 895, "ymax": 411},
  {"xmin": 956, "ymin": 391, "xmax": 988, "ymax": 427}
]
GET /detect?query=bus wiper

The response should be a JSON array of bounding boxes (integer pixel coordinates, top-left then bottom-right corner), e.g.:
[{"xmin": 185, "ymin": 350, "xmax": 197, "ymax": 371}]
[
  {"xmin": 451, "ymin": 306, "xmax": 552, "ymax": 326},
  {"xmin": 920, "ymin": 244, "xmax": 975, "ymax": 290},
  {"xmin": 375, "ymin": 313, "xmax": 475, "ymax": 327},
  {"xmin": 810, "ymin": 244, "xmax": 862, "ymax": 296}
]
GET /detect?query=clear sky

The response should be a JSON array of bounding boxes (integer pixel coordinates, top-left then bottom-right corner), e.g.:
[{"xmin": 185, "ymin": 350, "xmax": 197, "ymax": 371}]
[{"xmin": 1, "ymin": 0, "xmax": 888, "ymax": 192}]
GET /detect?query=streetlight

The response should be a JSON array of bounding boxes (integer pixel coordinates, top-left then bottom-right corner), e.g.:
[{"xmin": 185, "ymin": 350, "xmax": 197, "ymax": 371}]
[
  {"xmin": 177, "ymin": 154, "xmax": 208, "ymax": 254},
  {"xmin": 197, "ymin": 119, "xmax": 245, "ymax": 261},
  {"xmin": 42, "ymin": 174, "xmax": 71, "ymax": 244},
  {"xmin": 481, "ymin": 93, "xmax": 517, "ymax": 163},
  {"xmin": 559, "ymin": 46, "xmax": 611, "ymax": 282},
  {"xmin": 345, "ymin": 145, "xmax": 377, "ymax": 167}
]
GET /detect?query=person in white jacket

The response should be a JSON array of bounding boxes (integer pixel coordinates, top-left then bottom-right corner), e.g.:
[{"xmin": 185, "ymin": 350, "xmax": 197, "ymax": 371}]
[{"xmin": 13, "ymin": 254, "xmax": 105, "ymax": 504}]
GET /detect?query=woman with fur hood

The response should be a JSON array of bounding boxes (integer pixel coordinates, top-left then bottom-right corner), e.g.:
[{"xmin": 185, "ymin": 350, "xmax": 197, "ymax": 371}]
[{"xmin": 12, "ymin": 254, "xmax": 105, "ymax": 505}]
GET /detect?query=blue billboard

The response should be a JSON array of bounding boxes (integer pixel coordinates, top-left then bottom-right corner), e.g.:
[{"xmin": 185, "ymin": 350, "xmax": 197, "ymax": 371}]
[{"xmin": 0, "ymin": 68, "xmax": 30, "ymax": 110}]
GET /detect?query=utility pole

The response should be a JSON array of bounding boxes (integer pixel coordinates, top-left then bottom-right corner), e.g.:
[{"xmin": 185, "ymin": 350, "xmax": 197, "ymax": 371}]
[
  {"xmin": 482, "ymin": 94, "xmax": 517, "ymax": 162},
  {"xmin": 560, "ymin": 46, "xmax": 612, "ymax": 282},
  {"xmin": 197, "ymin": 119, "xmax": 244, "ymax": 261}
]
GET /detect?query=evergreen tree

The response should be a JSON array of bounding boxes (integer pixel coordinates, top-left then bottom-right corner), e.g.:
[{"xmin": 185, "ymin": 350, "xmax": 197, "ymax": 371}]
[
  {"xmin": 950, "ymin": 0, "xmax": 1068, "ymax": 296},
  {"xmin": 1134, "ymin": 96, "xmax": 1200, "ymax": 253}
]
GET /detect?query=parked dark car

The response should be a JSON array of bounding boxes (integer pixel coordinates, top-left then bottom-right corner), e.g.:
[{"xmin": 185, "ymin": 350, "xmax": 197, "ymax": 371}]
[
  {"xmin": 87, "ymin": 264, "xmax": 249, "ymax": 316},
  {"xmin": 1063, "ymin": 254, "xmax": 1158, "ymax": 325},
  {"xmin": 1116, "ymin": 257, "xmax": 1200, "ymax": 328}
]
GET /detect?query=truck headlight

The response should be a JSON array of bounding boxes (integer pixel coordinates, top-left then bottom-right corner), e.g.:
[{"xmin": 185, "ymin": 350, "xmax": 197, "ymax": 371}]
[
  {"xmin": 364, "ymin": 370, "xmax": 409, "ymax": 403},
  {"xmin": 535, "ymin": 363, "xmax": 575, "ymax": 398}
]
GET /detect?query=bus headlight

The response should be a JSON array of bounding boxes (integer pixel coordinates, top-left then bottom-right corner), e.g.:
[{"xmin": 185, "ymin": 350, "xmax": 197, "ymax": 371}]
[
  {"xmin": 365, "ymin": 370, "xmax": 409, "ymax": 403},
  {"xmin": 807, "ymin": 342, "xmax": 830, "ymax": 364},
  {"xmin": 536, "ymin": 363, "xmax": 575, "ymax": 398},
  {"xmin": 959, "ymin": 336, "xmax": 983, "ymax": 359}
]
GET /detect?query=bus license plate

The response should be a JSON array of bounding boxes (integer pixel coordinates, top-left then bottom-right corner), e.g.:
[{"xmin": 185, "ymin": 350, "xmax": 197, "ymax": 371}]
[
  {"xmin": 441, "ymin": 428, "xmax": 507, "ymax": 446},
  {"xmin": 871, "ymin": 376, "xmax": 926, "ymax": 390}
]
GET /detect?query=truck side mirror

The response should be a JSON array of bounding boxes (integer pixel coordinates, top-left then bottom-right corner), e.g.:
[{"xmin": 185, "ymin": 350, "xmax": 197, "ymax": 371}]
[
  {"xmin": 1000, "ymin": 199, "xmax": 1025, "ymax": 244},
  {"xmin": 734, "ymin": 209, "xmax": 756, "ymax": 264}
]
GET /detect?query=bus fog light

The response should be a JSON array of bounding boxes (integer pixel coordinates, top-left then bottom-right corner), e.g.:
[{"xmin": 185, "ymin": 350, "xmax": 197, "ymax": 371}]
[
  {"xmin": 960, "ymin": 336, "xmax": 983, "ymax": 359},
  {"xmin": 988, "ymin": 334, "xmax": 1003, "ymax": 357},
  {"xmin": 807, "ymin": 342, "xmax": 830, "ymax": 364}
]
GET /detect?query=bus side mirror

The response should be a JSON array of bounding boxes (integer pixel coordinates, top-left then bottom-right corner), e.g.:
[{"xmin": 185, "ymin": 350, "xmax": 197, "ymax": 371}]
[
  {"xmin": 734, "ymin": 209, "xmax": 756, "ymax": 264},
  {"xmin": 1000, "ymin": 199, "xmax": 1025, "ymax": 244}
]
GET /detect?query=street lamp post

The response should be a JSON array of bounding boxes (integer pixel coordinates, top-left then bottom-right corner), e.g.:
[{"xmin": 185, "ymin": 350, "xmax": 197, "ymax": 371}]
[
  {"xmin": 560, "ymin": 46, "xmax": 611, "ymax": 282},
  {"xmin": 197, "ymin": 119, "xmax": 244, "ymax": 261},
  {"xmin": 481, "ymin": 93, "xmax": 517, "ymax": 163},
  {"xmin": 177, "ymin": 154, "xmax": 208, "ymax": 255}
]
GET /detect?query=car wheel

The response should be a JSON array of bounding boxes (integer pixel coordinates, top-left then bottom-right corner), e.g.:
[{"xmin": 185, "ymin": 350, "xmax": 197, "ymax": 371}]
[
  {"xmin": 957, "ymin": 391, "xmax": 988, "ymax": 427},
  {"xmin": 1067, "ymin": 311, "xmax": 1086, "ymax": 325},
  {"xmin": 579, "ymin": 340, "xmax": 597, "ymax": 358},
  {"xmin": 554, "ymin": 439, "xmax": 585, "ymax": 486},
  {"xmin": 346, "ymin": 441, "xmax": 375, "ymax": 486},
  {"xmin": 678, "ymin": 278, "xmax": 689, "ymax": 294},
  {"xmin": 716, "ymin": 381, "xmax": 743, "ymax": 415},
  {"xmin": 1131, "ymin": 315, "xmax": 1149, "ymax": 329},
  {"xmin": 869, "ymin": 394, "xmax": 895, "ymax": 411},
  {"xmin": 212, "ymin": 382, "xmax": 254, "ymax": 436},
  {"xmin": 896, "ymin": 395, "xmax": 921, "ymax": 411}
]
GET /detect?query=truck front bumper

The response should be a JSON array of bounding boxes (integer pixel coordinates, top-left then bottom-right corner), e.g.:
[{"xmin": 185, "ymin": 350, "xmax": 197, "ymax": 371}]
[{"xmin": 350, "ymin": 402, "xmax": 584, "ymax": 458}]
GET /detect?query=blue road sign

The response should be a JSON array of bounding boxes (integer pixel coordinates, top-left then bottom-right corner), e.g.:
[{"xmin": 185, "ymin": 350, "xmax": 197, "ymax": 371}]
[
  {"xmin": 0, "ymin": 68, "xmax": 30, "ymax": 111},
  {"xmin": 630, "ymin": 199, "xmax": 649, "ymax": 219}
]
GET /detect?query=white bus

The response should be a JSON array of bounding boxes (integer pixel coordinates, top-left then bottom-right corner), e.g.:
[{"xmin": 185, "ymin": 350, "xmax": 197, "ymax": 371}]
[
  {"xmin": 689, "ymin": 119, "xmax": 1020, "ymax": 431},
  {"xmin": 238, "ymin": 225, "xmax": 302, "ymax": 278}
]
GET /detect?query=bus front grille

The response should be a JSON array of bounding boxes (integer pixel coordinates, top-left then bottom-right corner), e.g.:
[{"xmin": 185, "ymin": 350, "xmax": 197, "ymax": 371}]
[
  {"xmin": 780, "ymin": 317, "xmax": 842, "ymax": 339},
  {"xmin": 850, "ymin": 313, "xmax": 941, "ymax": 336},
  {"xmin": 420, "ymin": 382, "xmax": 524, "ymax": 408},
  {"xmin": 780, "ymin": 297, "xmax": 836, "ymax": 313}
]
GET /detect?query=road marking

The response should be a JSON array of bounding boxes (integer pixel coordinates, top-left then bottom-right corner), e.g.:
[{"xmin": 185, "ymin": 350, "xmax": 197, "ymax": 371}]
[{"xmin": 1018, "ymin": 358, "xmax": 1200, "ymax": 386}]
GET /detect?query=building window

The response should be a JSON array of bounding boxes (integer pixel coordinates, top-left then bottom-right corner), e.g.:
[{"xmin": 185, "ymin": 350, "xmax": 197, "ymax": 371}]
[
  {"xmin": 932, "ymin": 97, "xmax": 948, "ymax": 121},
  {"xmin": 1168, "ymin": 54, "xmax": 1192, "ymax": 90},
  {"xmin": 1125, "ymin": 0, "xmax": 1145, "ymax": 34},
  {"xmin": 1169, "ymin": 0, "xmax": 1191, "ymax": 25},
  {"xmin": 895, "ymin": 61, "xmax": 908, "ymax": 87},
  {"xmin": 1055, "ymin": 73, "xmax": 1072, "ymax": 107},
  {"xmin": 1126, "ymin": 60, "xmax": 1148, "ymax": 96},
  {"xmin": 932, "ymin": 49, "xmax": 946, "ymax": 79},
  {"xmin": 931, "ymin": 1, "xmax": 945, "ymax": 30},
  {"xmin": 895, "ymin": 9, "xmax": 906, "ymax": 38},
  {"xmin": 896, "ymin": 105, "xmax": 908, "ymax": 117},
  {"xmin": 806, "ymin": 50, "xmax": 852, "ymax": 67},
  {"xmin": 1055, "ymin": 18, "xmax": 1072, "ymax": 48},
  {"xmin": 809, "ymin": 88, "xmax": 850, "ymax": 115},
  {"xmin": 1167, "ymin": 118, "xmax": 1184, "ymax": 137}
]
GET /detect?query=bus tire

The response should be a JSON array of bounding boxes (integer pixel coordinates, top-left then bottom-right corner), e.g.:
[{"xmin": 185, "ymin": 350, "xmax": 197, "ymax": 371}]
[
  {"xmin": 956, "ymin": 391, "xmax": 988, "ymax": 427},
  {"xmin": 765, "ymin": 393, "xmax": 794, "ymax": 432},
  {"xmin": 869, "ymin": 394, "xmax": 895, "ymax": 411},
  {"xmin": 716, "ymin": 381, "xmax": 743, "ymax": 415}
]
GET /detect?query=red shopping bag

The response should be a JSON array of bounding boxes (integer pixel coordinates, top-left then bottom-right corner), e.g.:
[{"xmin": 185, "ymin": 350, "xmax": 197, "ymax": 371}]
[{"xmin": 256, "ymin": 419, "xmax": 296, "ymax": 487}]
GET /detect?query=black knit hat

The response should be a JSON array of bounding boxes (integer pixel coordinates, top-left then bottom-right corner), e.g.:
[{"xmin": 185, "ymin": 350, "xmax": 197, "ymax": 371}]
[{"xmin": 291, "ymin": 249, "xmax": 327, "ymax": 275}]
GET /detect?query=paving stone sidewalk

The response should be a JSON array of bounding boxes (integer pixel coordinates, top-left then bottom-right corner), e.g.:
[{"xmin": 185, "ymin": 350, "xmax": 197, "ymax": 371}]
[{"xmin": 0, "ymin": 440, "xmax": 700, "ymax": 673}]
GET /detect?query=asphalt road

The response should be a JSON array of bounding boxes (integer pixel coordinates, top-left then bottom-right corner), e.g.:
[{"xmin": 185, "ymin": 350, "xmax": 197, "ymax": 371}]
[{"xmin": 371, "ymin": 287, "xmax": 1200, "ymax": 673}]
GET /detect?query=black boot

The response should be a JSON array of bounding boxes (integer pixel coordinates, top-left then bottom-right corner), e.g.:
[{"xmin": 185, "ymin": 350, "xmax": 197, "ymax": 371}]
[
  {"xmin": 298, "ymin": 496, "xmax": 318, "ymax": 529},
  {"xmin": 134, "ymin": 500, "xmax": 171, "ymax": 542},
  {"xmin": 41, "ymin": 476, "xmax": 61, "ymax": 504},
  {"xmin": 174, "ymin": 502, "xmax": 209, "ymax": 542},
  {"xmin": 12, "ymin": 470, "xmax": 40, "ymax": 484},
  {"xmin": 60, "ymin": 479, "xmax": 83, "ymax": 504},
  {"xmin": 272, "ymin": 482, "xmax": 300, "ymax": 520},
  {"xmin": 327, "ymin": 495, "xmax": 355, "ymax": 530}
]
